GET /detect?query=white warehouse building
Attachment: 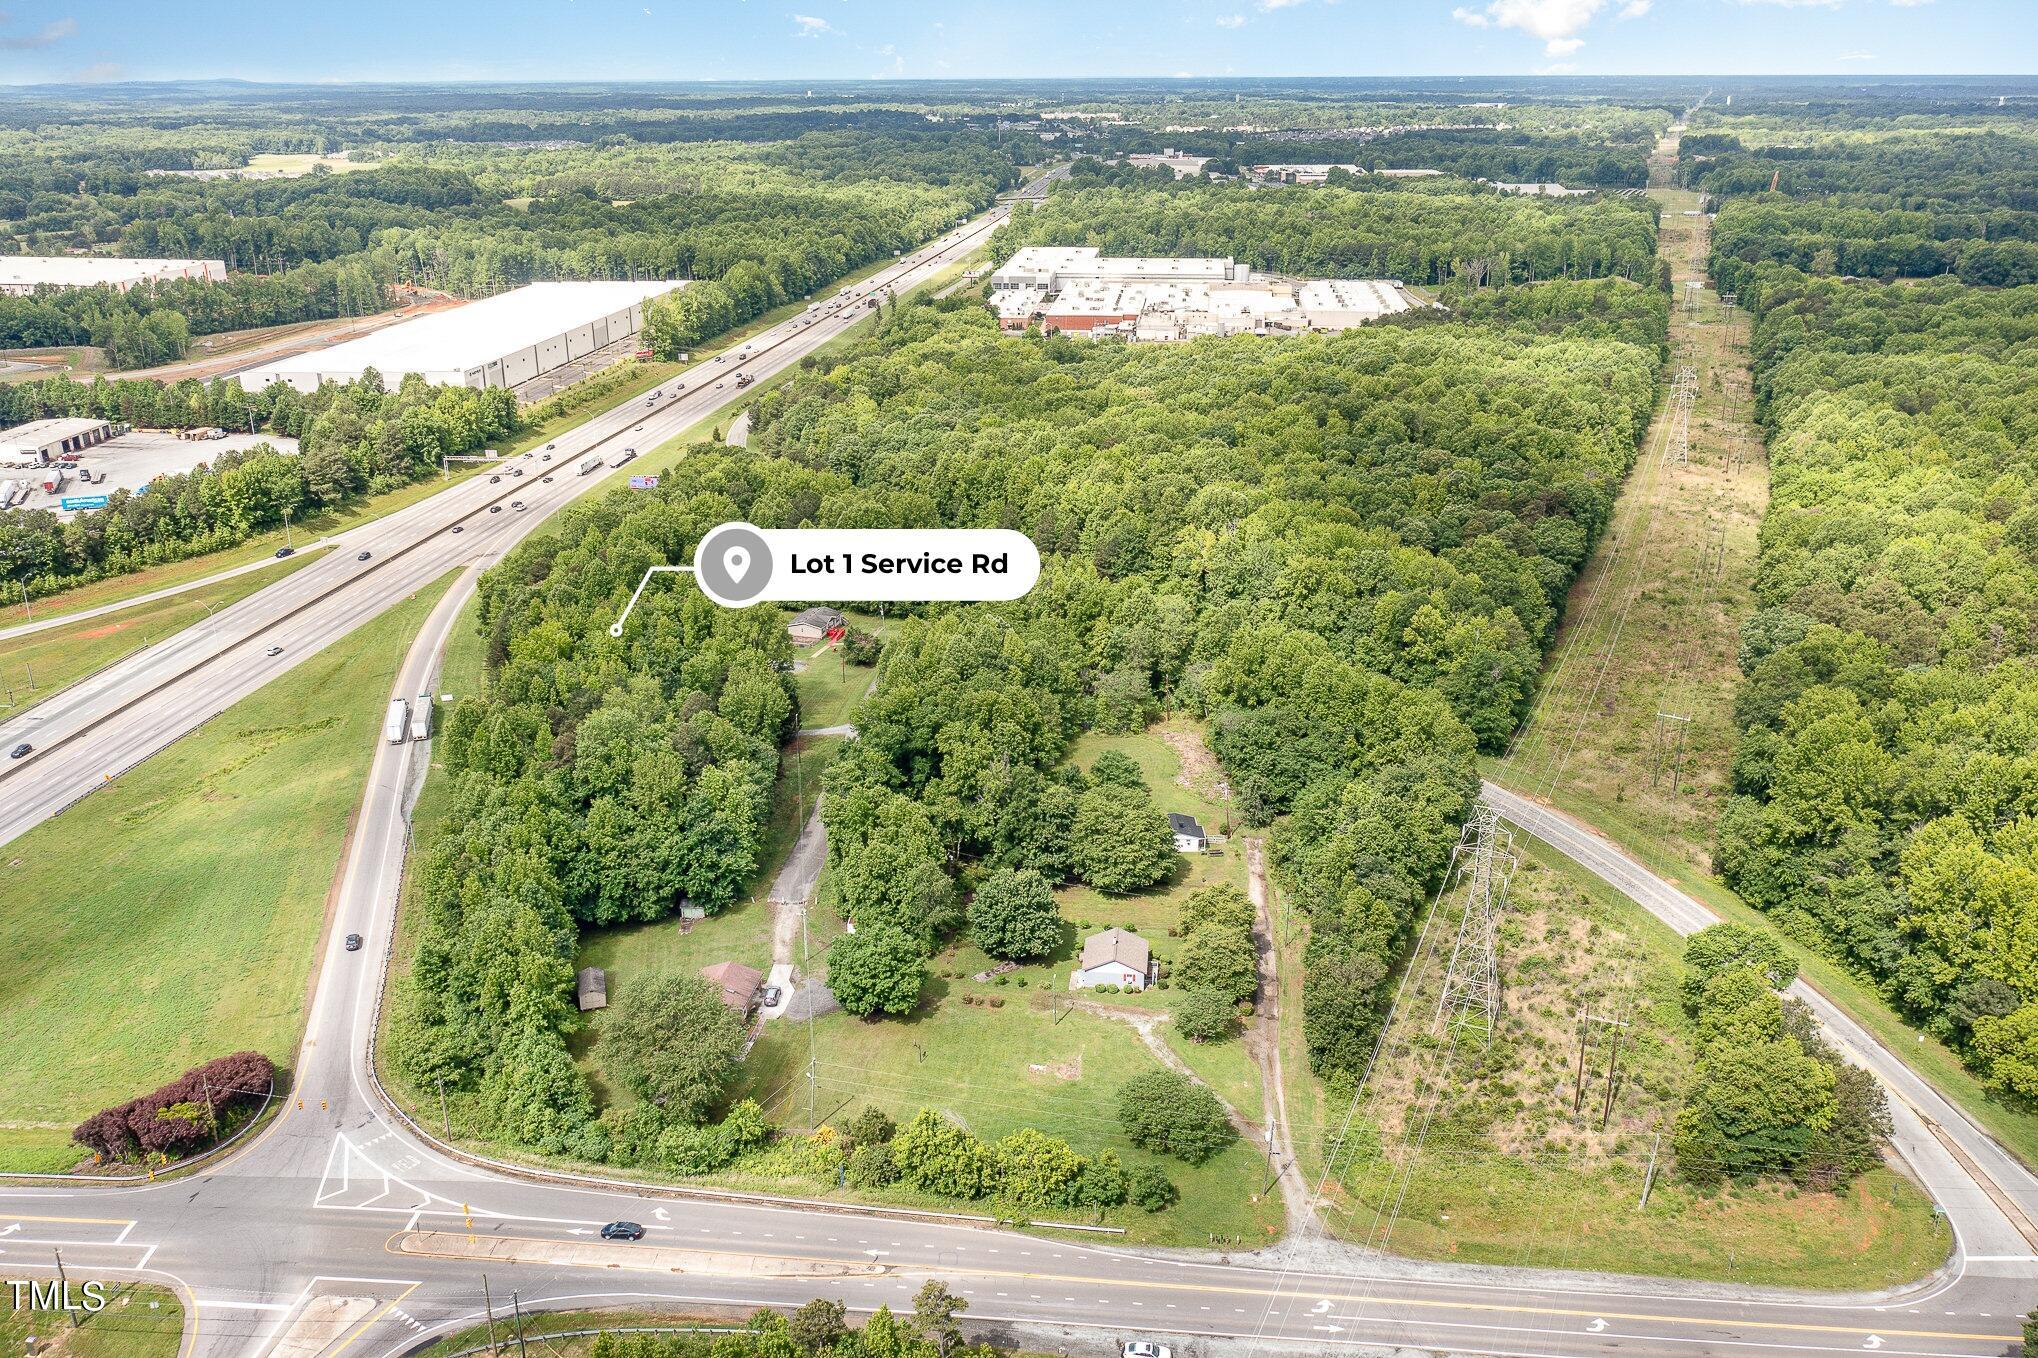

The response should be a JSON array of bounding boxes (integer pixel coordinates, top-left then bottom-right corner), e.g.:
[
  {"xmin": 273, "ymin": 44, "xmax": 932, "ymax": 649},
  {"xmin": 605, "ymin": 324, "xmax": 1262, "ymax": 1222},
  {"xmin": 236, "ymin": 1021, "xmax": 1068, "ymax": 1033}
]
[
  {"xmin": 236, "ymin": 280, "xmax": 685, "ymax": 394},
  {"xmin": 0, "ymin": 256, "xmax": 227, "ymax": 296}
]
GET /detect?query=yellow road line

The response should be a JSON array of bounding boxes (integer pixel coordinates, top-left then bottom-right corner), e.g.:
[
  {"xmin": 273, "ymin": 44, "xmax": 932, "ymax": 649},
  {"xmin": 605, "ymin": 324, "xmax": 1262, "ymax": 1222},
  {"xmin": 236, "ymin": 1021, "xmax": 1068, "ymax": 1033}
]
[
  {"xmin": 385, "ymin": 1231, "xmax": 2019, "ymax": 1344},
  {"xmin": 321, "ymin": 1282, "xmax": 420, "ymax": 1358}
]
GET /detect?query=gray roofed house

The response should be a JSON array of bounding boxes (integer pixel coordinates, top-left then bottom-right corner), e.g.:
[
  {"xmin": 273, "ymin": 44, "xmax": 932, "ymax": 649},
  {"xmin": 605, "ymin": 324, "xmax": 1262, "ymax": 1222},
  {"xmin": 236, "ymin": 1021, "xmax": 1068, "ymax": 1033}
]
[
  {"xmin": 787, "ymin": 605, "xmax": 847, "ymax": 644},
  {"xmin": 1073, "ymin": 927, "xmax": 1152, "ymax": 991},
  {"xmin": 1167, "ymin": 811, "xmax": 1209, "ymax": 852},
  {"xmin": 576, "ymin": 966, "xmax": 608, "ymax": 1011}
]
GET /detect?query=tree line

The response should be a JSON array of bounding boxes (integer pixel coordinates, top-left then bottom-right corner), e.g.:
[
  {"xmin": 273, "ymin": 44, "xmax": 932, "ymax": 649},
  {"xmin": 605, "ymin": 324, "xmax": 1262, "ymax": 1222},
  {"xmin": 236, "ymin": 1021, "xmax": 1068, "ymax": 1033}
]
[{"xmin": 1712, "ymin": 273, "xmax": 2038, "ymax": 1106}]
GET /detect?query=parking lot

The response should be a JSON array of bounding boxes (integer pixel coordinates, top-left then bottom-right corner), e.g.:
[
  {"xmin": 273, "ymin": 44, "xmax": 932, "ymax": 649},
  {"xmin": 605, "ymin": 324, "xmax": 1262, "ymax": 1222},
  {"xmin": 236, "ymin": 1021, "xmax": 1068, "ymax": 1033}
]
[{"xmin": 2, "ymin": 429, "xmax": 299, "ymax": 519}]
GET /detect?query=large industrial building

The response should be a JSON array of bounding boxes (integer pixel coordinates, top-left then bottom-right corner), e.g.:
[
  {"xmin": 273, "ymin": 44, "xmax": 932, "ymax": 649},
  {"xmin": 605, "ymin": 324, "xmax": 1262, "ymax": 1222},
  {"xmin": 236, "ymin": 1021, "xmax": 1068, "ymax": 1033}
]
[
  {"xmin": 235, "ymin": 280, "xmax": 685, "ymax": 393},
  {"xmin": 0, "ymin": 417, "xmax": 117, "ymax": 465},
  {"xmin": 987, "ymin": 247, "xmax": 1421, "ymax": 341},
  {"xmin": 0, "ymin": 256, "xmax": 227, "ymax": 296}
]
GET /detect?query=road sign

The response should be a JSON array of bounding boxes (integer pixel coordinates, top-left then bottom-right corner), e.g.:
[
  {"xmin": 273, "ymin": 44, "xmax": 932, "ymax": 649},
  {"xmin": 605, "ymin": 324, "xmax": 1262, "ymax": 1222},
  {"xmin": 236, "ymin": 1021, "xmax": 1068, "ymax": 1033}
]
[
  {"xmin": 628, "ymin": 475, "xmax": 660, "ymax": 490},
  {"xmin": 59, "ymin": 495, "xmax": 109, "ymax": 510}
]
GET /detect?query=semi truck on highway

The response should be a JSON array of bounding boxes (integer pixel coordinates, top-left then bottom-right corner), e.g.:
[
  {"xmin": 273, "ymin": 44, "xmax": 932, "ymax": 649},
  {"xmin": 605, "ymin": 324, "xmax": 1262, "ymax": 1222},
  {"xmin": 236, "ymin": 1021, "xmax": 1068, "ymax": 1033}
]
[
  {"xmin": 383, "ymin": 699, "xmax": 409, "ymax": 745},
  {"xmin": 578, "ymin": 455, "xmax": 602, "ymax": 476},
  {"xmin": 609, "ymin": 448, "xmax": 637, "ymax": 468},
  {"xmin": 409, "ymin": 693, "xmax": 432, "ymax": 742},
  {"xmin": 734, "ymin": 373, "xmax": 754, "ymax": 388}
]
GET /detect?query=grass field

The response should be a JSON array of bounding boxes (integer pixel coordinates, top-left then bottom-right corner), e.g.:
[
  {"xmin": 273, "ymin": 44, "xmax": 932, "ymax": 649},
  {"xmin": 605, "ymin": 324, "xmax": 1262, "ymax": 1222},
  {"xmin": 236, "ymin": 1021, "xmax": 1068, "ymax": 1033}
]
[
  {"xmin": 0, "ymin": 550, "xmax": 325, "ymax": 712},
  {"xmin": 0, "ymin": 573, "xmax": 456, "ymax": 1172},
  {"xmin": 1303, "ymin": 839, "xmax": 1950, "ymax": 1289},
  {"xmin": 733, "ymin": 996, "xmax": 1285, "ymax": 1246},
  {"xmin": 0, "ymin": 1283, "xmax": 183, "ymax": 1358}
]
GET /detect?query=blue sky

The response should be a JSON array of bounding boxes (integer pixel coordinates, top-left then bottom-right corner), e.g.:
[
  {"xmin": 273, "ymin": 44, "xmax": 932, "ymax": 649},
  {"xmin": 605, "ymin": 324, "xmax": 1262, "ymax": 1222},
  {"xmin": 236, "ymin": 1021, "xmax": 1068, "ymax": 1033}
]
[{"xmin": 0, "ymin": 0, "xmax": 2028, "ymax": 84}]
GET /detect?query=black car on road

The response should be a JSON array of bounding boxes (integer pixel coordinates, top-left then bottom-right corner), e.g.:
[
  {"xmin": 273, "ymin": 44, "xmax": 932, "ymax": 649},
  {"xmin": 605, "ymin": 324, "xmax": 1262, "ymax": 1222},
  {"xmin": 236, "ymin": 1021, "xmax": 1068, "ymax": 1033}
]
[{"xmin": 600, "ymin": 1222, "xmax": 645, "ymax": 1241}]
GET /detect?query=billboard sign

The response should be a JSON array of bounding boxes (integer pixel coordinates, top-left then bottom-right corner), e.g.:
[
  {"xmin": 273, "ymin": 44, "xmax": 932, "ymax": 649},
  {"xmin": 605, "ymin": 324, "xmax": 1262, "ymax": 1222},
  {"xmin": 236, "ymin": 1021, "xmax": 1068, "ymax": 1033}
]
[
  {"xmin": 628, "ymin": 475, "xmax": 660, "ymax": 490},
  {"xmin": 60, "ymin": 495, "xmax": 110, "ymax": 510}
]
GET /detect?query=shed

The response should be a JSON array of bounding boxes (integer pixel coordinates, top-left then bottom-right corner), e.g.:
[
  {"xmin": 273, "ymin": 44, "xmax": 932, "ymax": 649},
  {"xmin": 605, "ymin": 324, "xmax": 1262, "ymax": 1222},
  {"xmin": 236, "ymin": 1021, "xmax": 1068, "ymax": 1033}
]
[
  {"xmin": 576, "ymin": 967, "xmax": 608, "ymax": 1012},
  {"xmin": 1073, "ymin": 928, "xmax": 1152, "ymax": 992},
  {"xmin": 1168, "ymin": 812, "xmax": 1209, "ymax": 853},
  {"xmin": 700, "ymin": 960, "xmax": 765, "ymax": 1015},
  {"xmin": 787, "ymin": 605, "xmax": 847, "ymax": 645}
]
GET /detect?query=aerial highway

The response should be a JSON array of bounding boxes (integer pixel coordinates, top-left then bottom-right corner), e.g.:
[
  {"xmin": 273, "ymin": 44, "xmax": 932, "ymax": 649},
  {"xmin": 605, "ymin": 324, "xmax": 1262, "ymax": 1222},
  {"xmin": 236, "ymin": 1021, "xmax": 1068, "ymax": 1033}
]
[
  {"xmin": 0, "ymin": 186, "xmax": 1023, "ymax": 850},
  {"xmin": 1, "ymin": 169, "xmax": 2033, "ymax": 1358}
]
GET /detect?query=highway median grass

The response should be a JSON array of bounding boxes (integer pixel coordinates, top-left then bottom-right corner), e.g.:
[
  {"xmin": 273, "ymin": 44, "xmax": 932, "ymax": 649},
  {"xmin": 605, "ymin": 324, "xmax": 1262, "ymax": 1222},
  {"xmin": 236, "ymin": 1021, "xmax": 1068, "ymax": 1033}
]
[
  {"xmin": 0, "ymin": 549, "xmax": 325, "ymax": 712},
  {"xmin": 0, "ymin": 571, "xmax": 457, "ymax": 1172}
]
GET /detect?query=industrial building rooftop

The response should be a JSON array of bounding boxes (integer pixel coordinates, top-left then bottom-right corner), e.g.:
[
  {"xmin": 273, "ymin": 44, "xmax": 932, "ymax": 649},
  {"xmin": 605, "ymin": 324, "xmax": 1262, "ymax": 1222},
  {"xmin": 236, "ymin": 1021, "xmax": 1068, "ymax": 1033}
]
[
  {"xmin": 0, "ymin": 256, "xmax": 227, "ymax": 295},
  {"xmin": 236, "ymin": 280, "xmax": 684, "ymax": 393}
]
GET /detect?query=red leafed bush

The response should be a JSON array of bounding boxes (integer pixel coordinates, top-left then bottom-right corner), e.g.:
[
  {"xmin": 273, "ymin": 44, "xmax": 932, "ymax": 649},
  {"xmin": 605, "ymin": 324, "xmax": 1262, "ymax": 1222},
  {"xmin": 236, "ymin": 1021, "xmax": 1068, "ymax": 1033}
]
[{"xmin": 72, "ymin": 1051, "xmax": 277, "ymax": 1163}]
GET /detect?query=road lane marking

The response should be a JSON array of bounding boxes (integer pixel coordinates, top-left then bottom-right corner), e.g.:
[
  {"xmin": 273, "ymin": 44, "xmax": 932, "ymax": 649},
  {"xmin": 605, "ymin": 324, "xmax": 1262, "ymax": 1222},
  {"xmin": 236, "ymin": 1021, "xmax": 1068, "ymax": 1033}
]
[{"xmin": 378, "ymin": 1231, "xmax": 2019, "ymax": 1345}]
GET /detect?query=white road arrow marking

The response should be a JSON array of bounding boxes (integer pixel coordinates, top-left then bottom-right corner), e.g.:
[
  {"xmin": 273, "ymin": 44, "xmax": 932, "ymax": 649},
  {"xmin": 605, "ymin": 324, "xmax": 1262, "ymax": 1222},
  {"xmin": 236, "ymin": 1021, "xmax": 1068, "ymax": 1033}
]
[
  {"xmin": 1312, "ymin": 1325, "xmax": 1345, "ymax": 1334},
  {"xmin": 566, "ymin": 1229, "xmax": 592, "ymax": 1236},
  {"xmin": 1311, "ymin": 1301, "xmax": 1333, "ymax": 1315},
  {"xmin": 1589, "ymin": 1318, "xmax": 1608, "ymax": 1332},
  {"xmin": 0, "ymin": 1224, "xmax": 19, "ymax": 1236},
  {"xmin": 651, "ymin": 1208, "xmax": 670, "ymax": 1221},
  {"xmin": 1864, "ymin": 1337, "xmax": 1884, "ymax": 1350}
]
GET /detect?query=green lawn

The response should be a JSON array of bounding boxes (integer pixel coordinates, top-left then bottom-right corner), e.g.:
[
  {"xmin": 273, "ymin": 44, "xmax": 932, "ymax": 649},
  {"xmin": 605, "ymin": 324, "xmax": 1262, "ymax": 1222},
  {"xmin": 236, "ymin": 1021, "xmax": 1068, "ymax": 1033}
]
[
  {"xmin": 733, "ymin": 996, "xmax": 1285, "ymax": 1246},
  {"xmin": 0, "ymin": 573, "xmax": 457, "ymax": 1172},
  {"xmin": 0, "ymin": 550, "xmax": 325, "ymax": 712},
  {"xmin": 0, "ymin": 1283, "xmax": 183, "ymax": 1358}
]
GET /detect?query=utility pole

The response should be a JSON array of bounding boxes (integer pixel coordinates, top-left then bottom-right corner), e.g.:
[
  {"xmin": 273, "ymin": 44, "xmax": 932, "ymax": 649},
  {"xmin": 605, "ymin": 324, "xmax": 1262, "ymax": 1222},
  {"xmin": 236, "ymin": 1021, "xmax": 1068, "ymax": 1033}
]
[
  {"xmin": 1600, "ymin": 1014, "xmax": 1628, "ymax": 1131},
  {"xmin": 1639, "ymin": 1131, "xmax": 1663, "ymax": 1208},
  {"xmin": 52, "ymin": 1248, "xmax": 75, "ymax": 1328},
  {"xmin": 510, "ymin": 1291, "xmax": 529, "ymax": 1358},
  {"xmin": 482, "ymin": 1277, "xmax": 499, "ymax": 1357},
  {"xmin": 282, "ymin": 506, "xmax": 293, "ymax": 551},
  {"xmin": 1574, "ymin": 1011, "xmax": 1631, "ymax": 1121},
  {"xmin": 1652, "ymin": 712, "xmax": 1692, "ymax": 794},
  {"xmin": 803, "ymin": 890, "xmax": 817, "ymax": 1131},
  {"xmin": 201, "ymin": 1071, "xmax": 218, "ymax": 1136},
  {"xmin": 437, "ymin": 1077, "xmax": 451, "ymax": 1140}
]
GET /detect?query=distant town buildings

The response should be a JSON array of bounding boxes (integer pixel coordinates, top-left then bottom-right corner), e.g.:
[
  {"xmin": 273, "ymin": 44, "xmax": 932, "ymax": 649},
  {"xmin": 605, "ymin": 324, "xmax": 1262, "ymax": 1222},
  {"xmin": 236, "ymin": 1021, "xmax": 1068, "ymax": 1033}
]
[
  {"xmin": 1489, "ymin": 181, "xmax": 1593, "ymax": 197},
  {"xmin": 987, "ymin": 247, "xmax": 1423, "ymax": 341},
  {"xmin": 1247, "ymin": 163, "xmax": 1443, "ymax": 185},
  {"xmin": 0, "ymin": 256, "xmax": 227, "ymax": 296},
  {"xmin": 1124, "ymin": 150, "xmax": 1213, "ymax": 178}
]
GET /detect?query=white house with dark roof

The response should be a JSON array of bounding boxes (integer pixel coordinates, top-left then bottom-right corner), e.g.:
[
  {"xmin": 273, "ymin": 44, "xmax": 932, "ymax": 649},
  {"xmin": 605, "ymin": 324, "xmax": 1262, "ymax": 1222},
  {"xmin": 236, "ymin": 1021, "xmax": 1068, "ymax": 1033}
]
[
  {"xmin": 1072, "ymin": 927, "xmax": 1152, "ymax": 991},
  {"xmin": 787, "ymin": 605, "xmax": 846, "ymax": 645},
  {"xmin": 1168, "ymin": 812, "xmax": 1209, "ymax": 853}
]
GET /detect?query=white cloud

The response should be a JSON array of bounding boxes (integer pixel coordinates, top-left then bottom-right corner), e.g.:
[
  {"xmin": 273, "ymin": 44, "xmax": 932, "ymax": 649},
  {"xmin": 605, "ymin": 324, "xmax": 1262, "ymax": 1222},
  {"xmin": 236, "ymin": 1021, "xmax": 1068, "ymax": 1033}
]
[
  {"xmin": 1889, "ymin": 0, "xmax": 1932, "ymax": 6},
  {"xmin": 1216, "ymin": 12, "xmax": 1247, "ymax": 26},
  {"xmin": 0, "ymin": 16, "xmax": 76, "ymax": 50},
  {"xmin": 1259, "ymin": 0, "xmax": 1308, "ymax": 10},
  {"xmin": 1453, "ymin": 0, "xmax": 1614, "ymax": 55},
  {"xmin": 1836, "ymin": 49, "xmax": 1877, "ymax": 59},
  {"xmin": 1730, "ymin": 0, "xmax": 1844, "ymax": 7},
  {"xmin": 1617, "ymin": 0, "xmax": 1652, "ymax": 17},
  {"xmin": 1538, "ymin": 61, "xmax": 1579, "ymax": 74},
  {"xmin": 790, "ymin": 13, "xmax": 833, "ymax": 36},
  {"xmin": 74, "ymin": 60, "xmax": 122, "ymax": 82}
]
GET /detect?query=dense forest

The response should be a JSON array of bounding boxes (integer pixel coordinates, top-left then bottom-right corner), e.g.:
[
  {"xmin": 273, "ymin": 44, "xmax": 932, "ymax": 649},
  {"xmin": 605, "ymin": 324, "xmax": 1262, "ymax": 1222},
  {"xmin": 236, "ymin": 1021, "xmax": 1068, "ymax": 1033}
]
[
  {"xmin": 1713, "ymin": 275, "xmax": 2038, "ymax": 1104},
  {"xmin": 387, "ymin": 286, "xmax": 1661, "ymax": 1178},
  {"xmin": 993, "ymin": 173, "xmax": 1661, "ymax": 289},
  {"xmin": 0, "ymin": 107, "xmax": 1023, "ymax": 363}
]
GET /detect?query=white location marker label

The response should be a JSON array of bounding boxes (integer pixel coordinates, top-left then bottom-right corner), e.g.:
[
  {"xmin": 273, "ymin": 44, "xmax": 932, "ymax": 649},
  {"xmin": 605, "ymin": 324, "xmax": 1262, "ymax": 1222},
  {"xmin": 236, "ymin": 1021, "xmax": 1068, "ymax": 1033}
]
[{"xmin": 724, "ymin": 546, "xmax": 751, "ymax": 578}]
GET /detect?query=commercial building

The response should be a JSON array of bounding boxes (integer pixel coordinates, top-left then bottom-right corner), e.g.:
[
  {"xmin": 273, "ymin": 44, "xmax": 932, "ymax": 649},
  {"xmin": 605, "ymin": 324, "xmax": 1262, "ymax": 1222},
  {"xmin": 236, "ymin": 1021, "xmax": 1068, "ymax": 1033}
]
[
  {"xmin": 1490, "ymin": 181, "xmax": 1593, "ymax": 197},
  {"xmin": 236, "ymin": 280, "xmax": 684, "ymax": 394},
  {"xmin": 1123, "ymin": 150, "xmax": 1213, "ymax": 178},
  {"xmin": 988, "ymin": 249, "xmax": 1420, "ymax": 341},
  {"xmin": 1246, "ymin": 164, "xmax": 1444, "ymax": 185},
  {"xmin": 0, "ymin": 417, "xmax": 116, "ymax": 466},
  {"xmin": 0, "ymin": 256, "xmax": 227, "ymax": 296}
]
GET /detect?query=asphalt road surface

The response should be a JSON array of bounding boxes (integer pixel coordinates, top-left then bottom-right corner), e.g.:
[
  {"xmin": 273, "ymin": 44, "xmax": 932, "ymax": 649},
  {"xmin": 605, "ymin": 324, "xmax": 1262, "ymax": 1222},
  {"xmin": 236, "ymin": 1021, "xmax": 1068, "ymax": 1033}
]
[
  {"xmin": 2, "ymin": 174, "xmax": 2033, "ymax": 1358},
  {"xmin": 0, "ymin": 195, "xmax": 1012, "ymax": 850}
]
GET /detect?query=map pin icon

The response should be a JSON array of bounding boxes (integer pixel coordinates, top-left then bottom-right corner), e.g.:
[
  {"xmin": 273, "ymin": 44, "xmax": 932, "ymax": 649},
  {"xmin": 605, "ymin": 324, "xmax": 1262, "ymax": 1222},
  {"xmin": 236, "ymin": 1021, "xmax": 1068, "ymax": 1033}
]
[{"xmin": 725, "ymin": 544, "xmax": 751, "ymax": 580}]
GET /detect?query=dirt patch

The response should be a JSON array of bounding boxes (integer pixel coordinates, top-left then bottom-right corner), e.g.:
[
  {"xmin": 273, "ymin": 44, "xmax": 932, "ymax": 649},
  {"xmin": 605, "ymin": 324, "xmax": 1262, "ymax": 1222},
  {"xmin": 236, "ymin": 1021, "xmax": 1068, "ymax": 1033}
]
[
  {"xmin": 1161, "ymin": 724, "xmax": 1228, "ymax": 801},
  {"xmin": 1028, "ymin": 1053, "xmax": 1082, "ymax": 1081}
]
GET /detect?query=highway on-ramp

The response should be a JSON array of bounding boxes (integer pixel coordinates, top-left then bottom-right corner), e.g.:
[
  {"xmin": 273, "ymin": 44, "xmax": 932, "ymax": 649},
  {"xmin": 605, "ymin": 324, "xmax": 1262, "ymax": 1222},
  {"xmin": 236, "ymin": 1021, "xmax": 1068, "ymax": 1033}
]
[
  {"xmin": 2, "ymin": 172, "xmax": 2033, "ymax": 1358},
  {"xmin": 0, "ymin": 193, "xmax": 1015, "ymax": 851}
]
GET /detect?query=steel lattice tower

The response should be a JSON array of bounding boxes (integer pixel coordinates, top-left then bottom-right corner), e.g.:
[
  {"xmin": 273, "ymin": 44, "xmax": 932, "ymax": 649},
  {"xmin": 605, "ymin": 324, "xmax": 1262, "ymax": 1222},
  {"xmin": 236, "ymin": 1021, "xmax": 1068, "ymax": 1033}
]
[{"xmin": 1432, "ymin": 806, "xmax": 1517, "ymax": 1048}]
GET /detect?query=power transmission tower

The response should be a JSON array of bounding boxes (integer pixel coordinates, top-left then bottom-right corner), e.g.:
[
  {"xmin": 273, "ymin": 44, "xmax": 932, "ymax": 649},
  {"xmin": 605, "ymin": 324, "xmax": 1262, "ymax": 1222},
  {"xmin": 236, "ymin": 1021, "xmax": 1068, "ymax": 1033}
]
[
  {"xmin": 1432, "ymin": 806, "xmax": 1516, "ymax": 1049},
  {"xmin": 1650, "ymin": 711, "xmax": 1692, "ymax": 794}
]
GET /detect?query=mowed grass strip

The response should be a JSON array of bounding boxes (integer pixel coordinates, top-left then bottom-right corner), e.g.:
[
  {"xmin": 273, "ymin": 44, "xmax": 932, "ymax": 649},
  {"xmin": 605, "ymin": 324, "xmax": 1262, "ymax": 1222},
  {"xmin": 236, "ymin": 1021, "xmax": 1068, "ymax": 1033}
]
[
  {"xmin": 0, "ymin": 1282, "xmax": 183, "ymax": 1358},
  {"xmin": 0, "ymin": 549, "xmax": 325, "ymax": 711},
  {"xmin": 0, "ymin": 572, "xmax": 456, "ymax": 1171}
]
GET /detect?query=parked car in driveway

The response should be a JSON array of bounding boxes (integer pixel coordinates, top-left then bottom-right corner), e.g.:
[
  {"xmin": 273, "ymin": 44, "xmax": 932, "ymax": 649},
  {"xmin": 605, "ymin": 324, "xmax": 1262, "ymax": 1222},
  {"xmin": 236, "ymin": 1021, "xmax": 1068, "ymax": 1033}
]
[
  {"xmin": 761, "ymin": 984, "xmax": 784, "ymax": 1008},
  {"xmin": 599, "ymin": 1222, "xmax": 645, "ymax": 1241}
]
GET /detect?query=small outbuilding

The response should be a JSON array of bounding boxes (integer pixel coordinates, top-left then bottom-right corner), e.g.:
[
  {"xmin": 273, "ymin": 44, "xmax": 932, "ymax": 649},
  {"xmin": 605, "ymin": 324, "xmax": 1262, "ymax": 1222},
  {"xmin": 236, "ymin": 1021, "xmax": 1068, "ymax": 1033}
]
[
  {"xmin": 1168, "ymin": 812, "xmax": 1209, "ymax": 853},
  {"xmin": 1072, "ymin": 928, "xmax": 1152, "ymax": 992},
  {"xmin": 576, "ymin": 967, "xmax": 608, "ymax": 1012},
  {"xmin": 787, "ymin": 605, "xmax": 847, "ymax": 645},
  {"xmin": 700, "ymin": 960, "xmax": 765, "ymax": 1016}
]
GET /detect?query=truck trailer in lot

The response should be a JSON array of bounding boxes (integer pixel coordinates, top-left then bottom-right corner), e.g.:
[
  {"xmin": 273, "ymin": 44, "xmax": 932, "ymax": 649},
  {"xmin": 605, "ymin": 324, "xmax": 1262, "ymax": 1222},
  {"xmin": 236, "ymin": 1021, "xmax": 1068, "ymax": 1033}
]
[
  {"xmin": 578, "ymin": 455, "xmax": 603, "ymax": 475},
  {"xmin": 409, "ymin": 693, "xmax": 433, "ymax": 742},
  {"xmin": 383, "ymin": 699, "xmax": 410, "ymax": 745}
]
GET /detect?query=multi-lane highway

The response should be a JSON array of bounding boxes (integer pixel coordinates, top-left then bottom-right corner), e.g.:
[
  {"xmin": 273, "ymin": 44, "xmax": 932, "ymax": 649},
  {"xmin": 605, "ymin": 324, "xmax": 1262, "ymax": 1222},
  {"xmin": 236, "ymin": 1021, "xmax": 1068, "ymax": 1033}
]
[
  {"xmin": 0, "ymin": 192, "xmax": 1016, "ymax": 850},
  {"xmin": 2, "ymin": 168, "xmax": 2034, "ymax": 1358}
]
